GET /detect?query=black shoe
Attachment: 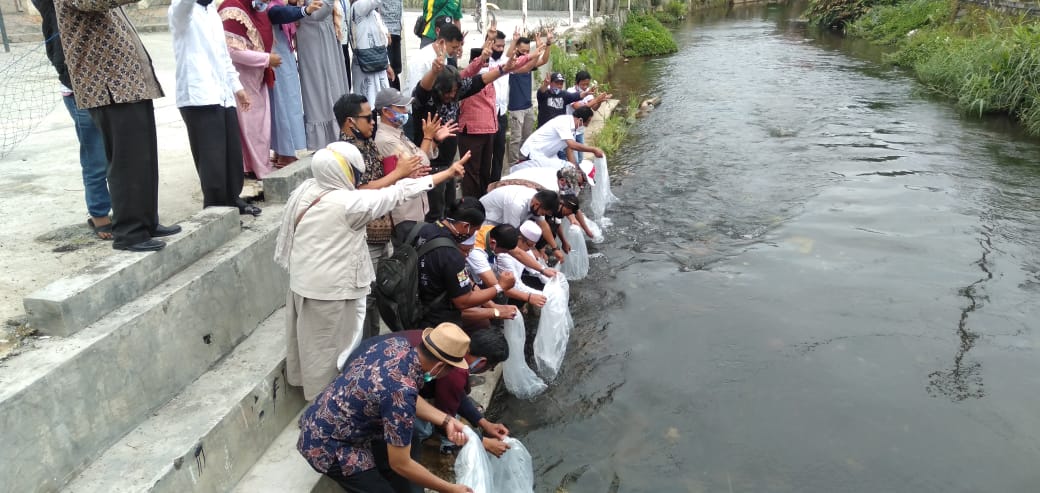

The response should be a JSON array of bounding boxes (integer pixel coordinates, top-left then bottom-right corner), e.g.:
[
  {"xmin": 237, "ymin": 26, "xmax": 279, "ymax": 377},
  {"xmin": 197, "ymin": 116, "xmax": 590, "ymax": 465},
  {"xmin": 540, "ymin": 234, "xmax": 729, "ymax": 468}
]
[
  {"xmin": 150, "ymin": 224, "xmax": 182, "ymax": 237},
  {"xmin": 113, "ymin": 239, "xmax": 166, "ymax": 252},
  {"xmin": 236, "ymin": 200, "xmax": 262, "ymax": 217}
]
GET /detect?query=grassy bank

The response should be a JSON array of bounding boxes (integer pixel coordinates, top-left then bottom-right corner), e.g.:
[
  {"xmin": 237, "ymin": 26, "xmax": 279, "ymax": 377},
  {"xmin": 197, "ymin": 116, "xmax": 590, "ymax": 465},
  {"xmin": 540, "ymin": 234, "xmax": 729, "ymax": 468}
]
[{"xmin": 808, "ymin": 0, "xmax": 1040, "ymax": 135}]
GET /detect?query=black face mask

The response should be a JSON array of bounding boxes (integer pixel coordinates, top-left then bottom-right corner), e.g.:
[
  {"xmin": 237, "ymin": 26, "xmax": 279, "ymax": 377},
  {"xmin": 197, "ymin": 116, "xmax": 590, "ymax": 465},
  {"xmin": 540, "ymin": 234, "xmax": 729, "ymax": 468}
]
[
  {"xmin": 349, "ymin": 118, "xmax": 377, "ymax": 140},
  {"xmin": 491, "ymin": 50, "xmax": 504, "ymax": 60},
  {"xmin": 196, "ymin": 0, "xmax": 213, "ymax": 5}
]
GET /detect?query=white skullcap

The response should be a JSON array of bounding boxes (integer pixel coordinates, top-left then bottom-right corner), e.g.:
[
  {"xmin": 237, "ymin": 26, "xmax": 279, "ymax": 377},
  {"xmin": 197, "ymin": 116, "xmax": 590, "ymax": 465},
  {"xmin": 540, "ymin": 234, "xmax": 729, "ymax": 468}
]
[{"xmin": 519, "ymin": 220, "xmax": 541, "ymax": 243}]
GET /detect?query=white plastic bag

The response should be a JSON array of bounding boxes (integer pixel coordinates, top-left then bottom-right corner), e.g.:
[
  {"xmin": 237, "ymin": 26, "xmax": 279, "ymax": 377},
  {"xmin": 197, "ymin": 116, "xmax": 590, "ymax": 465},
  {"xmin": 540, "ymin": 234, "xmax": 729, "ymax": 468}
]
[
  {"xmin": 558, "ymin": 219, "xmax": 589, "ymax": 281},
  {"xmin": 502, "ymin": 313, "xmax": 547, "ymax": 399},
  {"xmin": 454, "ymin": 426, "xmax": 494, "ymax": 493},
  {"xmin": 588, "ymin": 156, "xmax": 619, "ymax": 221},
  {"xmin": 489, "ymin": 437, "xmax": 535, "ymax": 493},
  {"xmin": 534, "ymin": 275, "xmax": 573, "ymax": 382},
  {"xmin": 584, "ymin": 217, "xmax": 605, "ymax": 244}
]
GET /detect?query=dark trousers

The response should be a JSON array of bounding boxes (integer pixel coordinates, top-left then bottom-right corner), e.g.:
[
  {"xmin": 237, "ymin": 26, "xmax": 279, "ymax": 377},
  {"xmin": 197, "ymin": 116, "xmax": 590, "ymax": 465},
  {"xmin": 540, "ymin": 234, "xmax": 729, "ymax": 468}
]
[
  {"xmin": 179, "ymin": 105, "xmax": 244, "ymax": 208},
  {"xmin": 457, "ymin": 132, "xmax": 494, "ymax": 198},
  {"xmin": 341, "ymin": 44, "xmax": 353, "ymax": 90},
  {"xmin": 490, "ymin": 112, "xmax": 508, "ymax": 183},
  {"xmin": 324, "ymin": 433, "xmax": 423, "ymax": 493},
  {"xmin": 388, "ymin": 34, "xmax": 402, "ymax": 90},
  {"xmin": 424, "ymin": 136, "xmax": 459, "ymax": 221},
  {"xmin": 88, "ymin": 100, "xmax": 160, "ymax": 246}
]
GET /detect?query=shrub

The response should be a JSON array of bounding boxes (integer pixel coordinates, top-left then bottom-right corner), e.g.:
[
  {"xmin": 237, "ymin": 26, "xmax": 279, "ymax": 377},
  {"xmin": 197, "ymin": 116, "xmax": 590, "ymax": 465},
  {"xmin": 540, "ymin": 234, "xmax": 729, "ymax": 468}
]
[
  {"xmin": 622, "ymin": 13, "xmax": 679, "ymax": 57},
  {"xmin": 847, "ymin": 0, "xmax": 954, "ymax": 44},
  {"xmin": 806, "ymin": 0, "xmax": 897, "ymax": 30}
]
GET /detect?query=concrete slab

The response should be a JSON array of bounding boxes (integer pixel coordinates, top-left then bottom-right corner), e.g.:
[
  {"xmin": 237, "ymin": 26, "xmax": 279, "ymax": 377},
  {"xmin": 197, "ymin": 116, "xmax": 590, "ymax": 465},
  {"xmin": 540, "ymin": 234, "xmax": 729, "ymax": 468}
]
[
  {"xmin": 65, "ymin": 308, "xmax": 306, "ymax": 493},
  {"xmin": 231, "ymin": 416, "xmax": 341, "ymax": 493},
  {"xmin": 263, "ymin": 157, "xmax": 314, "ymax": 204},
  {"xmin": 23, "ymin": 207, "xmax": 241, "ymax": 337},
  {"xmin": 0, "ymin": 207, "xmax": 288, "ymax": 493}
]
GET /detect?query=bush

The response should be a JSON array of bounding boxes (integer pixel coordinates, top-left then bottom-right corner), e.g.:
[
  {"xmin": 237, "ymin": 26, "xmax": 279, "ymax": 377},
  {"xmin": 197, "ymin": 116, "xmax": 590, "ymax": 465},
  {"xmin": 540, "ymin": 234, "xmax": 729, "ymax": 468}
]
[
  {"xmin": 548, "ymin": 44, "xmax": 618, "ymax": 86},
  {"xmin": 622, "ymin": 13, "xmax": 679, "ymax": 57},
  {"xmin": 847, "ymin": 0, "xmax": 954, "ymax": 44},
  {"xmin": 805, "ymin": 0, "xmax": 897, "ymax": 30}
]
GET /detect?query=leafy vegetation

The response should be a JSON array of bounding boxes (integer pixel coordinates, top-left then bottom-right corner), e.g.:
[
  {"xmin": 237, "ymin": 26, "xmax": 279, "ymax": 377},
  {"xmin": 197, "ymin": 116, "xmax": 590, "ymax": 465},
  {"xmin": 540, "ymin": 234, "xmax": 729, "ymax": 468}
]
[
  {"xmin": 806, "ymin": 0, "xmax": 896, "ymax": 30},
  {"xmin": 622, "ymin": 13, "xmax": 679, "ymax": 57},
  {"xmin": 832, "ymin": 0, "xmax": 1040, "ymax": 135},
  {"xmin": 593, "ymin": 98, "xmax": 642, "ymax": 157}
]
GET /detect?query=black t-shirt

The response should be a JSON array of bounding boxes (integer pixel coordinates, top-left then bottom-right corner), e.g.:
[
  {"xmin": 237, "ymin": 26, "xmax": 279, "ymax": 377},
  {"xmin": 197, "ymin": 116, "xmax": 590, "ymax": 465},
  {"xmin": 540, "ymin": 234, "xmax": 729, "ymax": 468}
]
[
  {"xmin": 410, "ymin": 75, "xmax": 488, "ymax": 168},
  {"xmin": 416, "ymin": 222, "xmax": 470, "ymax": 325},
  {"xmin": 536, "ymin": 89, "xmax": 582, "ymax": 127}
]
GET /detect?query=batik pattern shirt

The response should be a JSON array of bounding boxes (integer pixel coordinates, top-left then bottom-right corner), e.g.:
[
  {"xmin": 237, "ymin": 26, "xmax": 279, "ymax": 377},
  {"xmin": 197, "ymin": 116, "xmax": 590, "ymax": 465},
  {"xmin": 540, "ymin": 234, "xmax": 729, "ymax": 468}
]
[{"xmin": 297, "ymin": 337, "xmax": 423, "ymax": 476}]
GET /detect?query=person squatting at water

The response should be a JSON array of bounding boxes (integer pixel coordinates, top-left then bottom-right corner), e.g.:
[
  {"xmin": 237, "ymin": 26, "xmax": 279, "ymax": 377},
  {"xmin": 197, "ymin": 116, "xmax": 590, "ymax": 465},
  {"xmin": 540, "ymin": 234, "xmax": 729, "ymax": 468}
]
[
  {"xmin": 335, "ymin": 328, "xmax": 513, "ymax": 458},
  {"xmin": 274, "ymin": 141, "xmax": 465, "ymax": 400},
  {"xmin": 414, "ymin": 199, "xmax": 520, "ymax": 332},
  {"xmin": 298, "ymin": 323, "xmax": 476, "ymax": 493},
  {"xmin": 519, "ymin": 106, "xmax": 604, "ymax": 165}
]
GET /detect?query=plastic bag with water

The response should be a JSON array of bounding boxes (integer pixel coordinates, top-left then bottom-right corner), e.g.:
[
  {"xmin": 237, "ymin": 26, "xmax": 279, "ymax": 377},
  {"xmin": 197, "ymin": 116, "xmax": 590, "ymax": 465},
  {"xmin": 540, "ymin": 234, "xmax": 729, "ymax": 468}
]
[
  {"xmin": 534, "ymin": 275, "xmax": 573, "ymax": 382},
  {"xmin": 588, "ymin": 156, "xmax": 619, "ymax": 221},
  {"xmin": 558, "ymin": 219, "xmax": 589, "ymax": 281},
  {"xmin": 584, "ymin": 217, "xmax": 605, "ymax": 243},
  {"xmin": 502, "ymin": 313, "xmax": 548, "ymax": 399},
  {"xmin": 454, "ymin": 426, "xmax": 494, "ymax": 493},
  {"xmin": 489, "ymin": 437, "xmax": 535, "ymax": 493}
]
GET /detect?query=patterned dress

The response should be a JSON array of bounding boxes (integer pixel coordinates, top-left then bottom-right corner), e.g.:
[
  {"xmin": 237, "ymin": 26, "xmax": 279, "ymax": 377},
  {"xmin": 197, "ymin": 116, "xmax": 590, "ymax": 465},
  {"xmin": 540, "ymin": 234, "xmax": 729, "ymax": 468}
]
[{"xmin": 297, "ymin": 336, "xmax": 423, "ymax": 475}]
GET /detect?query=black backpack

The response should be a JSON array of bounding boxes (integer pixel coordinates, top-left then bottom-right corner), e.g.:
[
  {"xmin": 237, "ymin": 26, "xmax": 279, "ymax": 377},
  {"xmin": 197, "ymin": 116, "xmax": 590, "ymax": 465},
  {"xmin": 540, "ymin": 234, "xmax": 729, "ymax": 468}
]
[{"xmin": 375, "ymin": 221, "xmax": 457, "ymax": 332}]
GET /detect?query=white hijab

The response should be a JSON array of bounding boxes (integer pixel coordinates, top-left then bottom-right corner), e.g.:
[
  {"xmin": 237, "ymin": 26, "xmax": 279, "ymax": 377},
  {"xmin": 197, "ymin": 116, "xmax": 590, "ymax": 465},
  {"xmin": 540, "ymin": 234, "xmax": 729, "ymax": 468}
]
[{"xmin": 273, "ymin": 142, "xmax": 366, "ymax": 269}]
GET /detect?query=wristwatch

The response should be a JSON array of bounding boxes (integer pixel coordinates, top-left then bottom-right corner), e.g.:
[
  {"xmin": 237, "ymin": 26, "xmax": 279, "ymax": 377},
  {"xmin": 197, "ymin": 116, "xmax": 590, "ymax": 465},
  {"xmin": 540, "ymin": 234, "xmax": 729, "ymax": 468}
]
[
  {"xmin": 493, "ymin": 308, "xmax": 501, "ymax": 319},
  {"xmin": 493, "ymin": 284, "xmax": 503, "ymax": 294}
]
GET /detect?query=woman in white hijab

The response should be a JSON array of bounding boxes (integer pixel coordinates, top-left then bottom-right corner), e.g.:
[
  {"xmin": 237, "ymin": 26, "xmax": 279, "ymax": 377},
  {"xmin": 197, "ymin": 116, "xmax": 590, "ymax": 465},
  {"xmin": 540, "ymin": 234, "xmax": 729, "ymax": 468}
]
[{"xmin": 275, "ymin": 141, "xmax": 467, "ymax": 399}]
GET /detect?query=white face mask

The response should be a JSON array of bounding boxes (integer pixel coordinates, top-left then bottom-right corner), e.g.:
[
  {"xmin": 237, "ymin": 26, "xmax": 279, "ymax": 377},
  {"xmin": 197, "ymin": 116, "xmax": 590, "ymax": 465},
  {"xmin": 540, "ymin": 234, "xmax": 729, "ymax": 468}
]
[{"xmin": 574, "ymin": 125, "xmax": 585, "ymax": 136}]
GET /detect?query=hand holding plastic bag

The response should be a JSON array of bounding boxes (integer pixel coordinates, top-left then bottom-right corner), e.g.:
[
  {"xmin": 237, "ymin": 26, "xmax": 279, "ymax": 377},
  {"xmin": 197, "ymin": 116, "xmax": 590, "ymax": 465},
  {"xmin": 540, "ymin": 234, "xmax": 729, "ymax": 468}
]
[
  {"xmin": 502, "ymin": 313, "xmax": 547, "ymax": 399},
  {"xmin": 558, "ymin": 219, "xmax": 589, "ymax": 281},
  {"xmin": 454, "ymin": 426, "xmax": 493, "ymax": 493},
  {"xmin": 489, "ymin": 437, "xmax": 535, "ymax": 493},
  {"xmin": 588, "ymin": 156, "xmax": 619, "ymax": 221},
  {"xmin": 534, "ymin": 275, "xmax": 573, "ymax": 382}
]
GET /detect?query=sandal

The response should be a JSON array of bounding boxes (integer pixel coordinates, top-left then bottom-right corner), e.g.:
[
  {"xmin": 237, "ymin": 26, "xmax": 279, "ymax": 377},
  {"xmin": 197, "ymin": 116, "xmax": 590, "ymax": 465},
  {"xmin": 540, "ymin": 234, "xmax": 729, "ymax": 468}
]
[{"xmin": 87, "ymin": 218, "xmax": 114, "ymax": 240}]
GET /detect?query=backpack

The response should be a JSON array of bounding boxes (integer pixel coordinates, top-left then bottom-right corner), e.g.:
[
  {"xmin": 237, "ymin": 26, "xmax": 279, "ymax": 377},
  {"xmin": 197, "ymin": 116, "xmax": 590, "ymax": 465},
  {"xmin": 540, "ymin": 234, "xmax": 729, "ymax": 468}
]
[{"xmin": 375, "ymin": 221, "xmax": 458, "ymax": 332}]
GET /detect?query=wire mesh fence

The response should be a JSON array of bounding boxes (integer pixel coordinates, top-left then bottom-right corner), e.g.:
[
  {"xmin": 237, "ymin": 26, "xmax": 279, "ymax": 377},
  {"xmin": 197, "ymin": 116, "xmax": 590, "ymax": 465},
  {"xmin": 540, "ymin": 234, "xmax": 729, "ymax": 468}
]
[{"xmin": 0, "ymin": 35, "xmax": 60, "ymax": 159}]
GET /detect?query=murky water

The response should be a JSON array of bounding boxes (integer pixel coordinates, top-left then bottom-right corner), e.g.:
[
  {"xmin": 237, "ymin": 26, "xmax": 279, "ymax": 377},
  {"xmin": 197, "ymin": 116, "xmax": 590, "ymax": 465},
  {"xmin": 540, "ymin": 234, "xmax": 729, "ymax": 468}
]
[{"xmin": 492, "ymin": 4, "xmax": 1040, "ymax": 492}]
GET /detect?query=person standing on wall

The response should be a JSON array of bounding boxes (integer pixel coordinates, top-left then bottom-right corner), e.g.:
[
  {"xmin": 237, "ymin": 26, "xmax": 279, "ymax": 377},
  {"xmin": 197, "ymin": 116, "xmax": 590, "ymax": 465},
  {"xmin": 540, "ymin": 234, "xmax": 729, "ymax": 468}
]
[
  {"xmin": 33, "ymin": 0, "xmax": 113, "ymax": 240},
  {"xmin": 53, "ymin": 0, "xmax": 181, "ymax": 252}
]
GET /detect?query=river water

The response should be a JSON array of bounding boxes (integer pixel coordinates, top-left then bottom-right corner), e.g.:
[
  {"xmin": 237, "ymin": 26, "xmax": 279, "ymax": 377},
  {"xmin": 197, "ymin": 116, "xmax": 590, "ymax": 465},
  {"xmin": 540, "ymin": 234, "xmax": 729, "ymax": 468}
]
[{"xmin": 492, "ymin": 4, "xmax": 1040, "ymax": 492}]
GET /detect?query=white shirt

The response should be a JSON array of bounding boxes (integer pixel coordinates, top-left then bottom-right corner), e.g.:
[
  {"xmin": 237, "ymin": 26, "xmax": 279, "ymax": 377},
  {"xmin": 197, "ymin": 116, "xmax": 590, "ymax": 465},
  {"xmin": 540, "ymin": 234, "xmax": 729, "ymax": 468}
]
[
  {"xmin": 406, "ymin": 43, "xmax": 438, "ymax": 94},
  {"xmin": 502, "ymin": 167, "xmax": 560, "ymax": 191},
  {"xmin": 520, "ymin": 114, "xmax": 575, "ymax": 160},
  {"xmin": 495, "ymin": 251, "xmax": 544, "ymax": 296},
  {"xmin": 168, "ymin": 0, "xmax": 243, "ymax": 108},
  {"xmin": 479, "ymin": 185, "xmax": 539, "ymax": 227},
  {"xmin": 564, "ymin": 85, "xmax": 594, "ymax": 116},
  {"xmin": 489, "ymin": 56, "xmax": 510, "ymax": 116}
]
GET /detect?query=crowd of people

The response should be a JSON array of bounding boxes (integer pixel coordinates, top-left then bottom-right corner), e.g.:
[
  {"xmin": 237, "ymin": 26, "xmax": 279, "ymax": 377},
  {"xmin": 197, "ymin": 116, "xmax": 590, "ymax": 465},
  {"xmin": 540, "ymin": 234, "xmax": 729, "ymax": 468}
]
[{"xmin": 40, "ymin": 0, "xmax": 613, "ymax": 489}]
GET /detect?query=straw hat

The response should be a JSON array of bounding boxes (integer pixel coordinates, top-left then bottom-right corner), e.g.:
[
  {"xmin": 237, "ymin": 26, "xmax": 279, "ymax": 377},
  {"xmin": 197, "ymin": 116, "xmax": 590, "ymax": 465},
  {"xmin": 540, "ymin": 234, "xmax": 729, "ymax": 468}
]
[{"xmin": 422, "ymin": 323, "xmax": 471, "ymax": 369}]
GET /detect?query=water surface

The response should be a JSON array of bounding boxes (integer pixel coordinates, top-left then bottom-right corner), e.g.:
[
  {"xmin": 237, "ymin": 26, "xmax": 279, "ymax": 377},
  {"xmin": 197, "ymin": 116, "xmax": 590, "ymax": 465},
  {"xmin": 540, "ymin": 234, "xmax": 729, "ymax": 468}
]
[{"xmin": 493, "ymin": 4, "xmax": 1040, "ymax": 492}]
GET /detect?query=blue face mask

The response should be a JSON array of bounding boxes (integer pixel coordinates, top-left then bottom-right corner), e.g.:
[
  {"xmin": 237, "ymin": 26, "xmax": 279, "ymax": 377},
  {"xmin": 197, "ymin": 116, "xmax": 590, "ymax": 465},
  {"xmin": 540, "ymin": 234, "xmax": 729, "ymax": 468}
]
[
  {"xmin": 550, "ymin": 87, "xmax": 561, "ymax": 95},
  {"xmin": 388, "ymin": 108, "xmax": 410, "ymax": 127},
  {"xmin": 252, "ymin": 0, "xmax": 268, "ymax": 11}
]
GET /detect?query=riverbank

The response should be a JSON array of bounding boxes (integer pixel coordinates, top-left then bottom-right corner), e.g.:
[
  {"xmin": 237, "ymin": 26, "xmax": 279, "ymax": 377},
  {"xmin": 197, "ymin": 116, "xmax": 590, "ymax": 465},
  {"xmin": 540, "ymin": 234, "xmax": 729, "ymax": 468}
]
[{"xmin": 807, "ymin": 0, "xmax": 1040, "ymax": 136}]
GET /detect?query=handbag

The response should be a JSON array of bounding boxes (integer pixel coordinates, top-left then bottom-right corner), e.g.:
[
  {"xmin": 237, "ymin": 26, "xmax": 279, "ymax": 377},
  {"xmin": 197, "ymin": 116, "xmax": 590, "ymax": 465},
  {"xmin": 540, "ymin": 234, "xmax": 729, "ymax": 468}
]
[
  {"xmin": 366, "ymin": 213, "xmax": 394, "ymax": 244},
  {"xmin": 413, "ymin": 14, "xmax": 430, "ymax": 37},
  {"xmin": 350, "ymin": 9, "xmax": 389, "ymax": 73}
]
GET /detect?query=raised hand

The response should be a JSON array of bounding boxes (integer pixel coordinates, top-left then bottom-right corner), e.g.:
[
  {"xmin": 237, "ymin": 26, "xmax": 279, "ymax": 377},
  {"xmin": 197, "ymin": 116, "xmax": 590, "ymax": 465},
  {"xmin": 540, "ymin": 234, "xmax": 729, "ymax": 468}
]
[
  {"xmin": 435, "ymin": 119, "xmax": 459, "ymax": 141},
  {"xmin": 422, "ymin": 112, "xmax": 442, "ymax": 140},
  {"xmin": 449, "ymin": 151, "xmax": 471, "ymax": 177}
]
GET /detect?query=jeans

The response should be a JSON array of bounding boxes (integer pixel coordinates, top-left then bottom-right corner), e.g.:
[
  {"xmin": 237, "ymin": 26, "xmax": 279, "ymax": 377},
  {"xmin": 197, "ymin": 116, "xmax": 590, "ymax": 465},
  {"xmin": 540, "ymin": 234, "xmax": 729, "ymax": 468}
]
[
  {"xmin": 558, "ymin": 131, "xmax": 584, "ymax": 163},
  {"xmin": 364, "ymin": 242, "xmax": 390, "ymax": 338},
  {"xmin": 63, "ymin": 95, "xmax": 111, "ymax": 218}
]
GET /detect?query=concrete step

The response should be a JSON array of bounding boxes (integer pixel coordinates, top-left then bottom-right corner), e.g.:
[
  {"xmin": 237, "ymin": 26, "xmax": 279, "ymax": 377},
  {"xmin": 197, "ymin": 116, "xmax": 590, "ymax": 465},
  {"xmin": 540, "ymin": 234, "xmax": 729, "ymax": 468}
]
[
  {"xmin": 0, "ymin": 206, "xmax": 288, "ymax": 493},
  {"xmin": 231, "ymin": 416, "xmax": 340, "ymax": 493},
  {"xmin": 64, "ymin": 307, "xmax": 306, "ymax": 493},
  {"xmin": 264, "ymin": 156, "xmax": 313, "ymax": 204},
  {"xmin": 24, "ymin": 207, "xmax": 241, "ymax": 336}
]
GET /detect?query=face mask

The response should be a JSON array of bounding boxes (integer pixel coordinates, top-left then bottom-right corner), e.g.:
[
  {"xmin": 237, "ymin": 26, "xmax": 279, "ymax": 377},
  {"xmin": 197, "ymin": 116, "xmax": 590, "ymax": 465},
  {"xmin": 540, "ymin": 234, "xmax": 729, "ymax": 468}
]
[
  {"xmin": 550, "ymin": 87, "xmax": 561, "ymax": 95},
  {"xmin": 575, "ymin": 125, "xmax": 585, "ymax": 136},
  {"xmin": 196, "ymin": 0, "xmax": 213, "ymax": 5},
  {"xmin": 349, "ymin": 117, "xmax": 377, "ymax": 140},
  {"xmin": 491, "ymin": 50, "xmax": 504, "ymax": 60},
  {"xmin": 252, "ymin": 0, "xmax": 268, "ymax": 11},
  {"xmin": 447, "ymin": 221, "xmax": 472, "ymax": 243},
  {"xmin": 388, "ymin": 109, "xmax": 410, "ymax": 127}
]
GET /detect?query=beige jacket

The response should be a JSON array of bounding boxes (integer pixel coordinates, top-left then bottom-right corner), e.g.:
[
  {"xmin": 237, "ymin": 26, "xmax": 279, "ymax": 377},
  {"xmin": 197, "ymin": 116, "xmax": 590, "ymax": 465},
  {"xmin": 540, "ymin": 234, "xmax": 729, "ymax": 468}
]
[{"xmin": 289, "ymin": 176, "xmax": 435, "ymax": 300}]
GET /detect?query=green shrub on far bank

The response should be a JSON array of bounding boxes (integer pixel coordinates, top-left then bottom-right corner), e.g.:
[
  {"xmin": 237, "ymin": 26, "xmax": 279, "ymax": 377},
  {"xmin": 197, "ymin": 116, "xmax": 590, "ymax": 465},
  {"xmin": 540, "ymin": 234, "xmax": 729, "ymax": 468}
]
[
  {"xmin": 654, "ymin": 1, "xmax": 688, "ymax": 24},
  {"xmin": 806, "ymin": 0, "xmax": 895, "ymax": 30},
  {"xmin": 622, "ymin": 13, "xmax": 679, "ymax": 57},
  {"xmin": 548, "ymin": 44, "xmax": 619, "ymax": 86},
  {"xmin": 844, "ymin": 0, "xmax": 1040, "ymax": 136},
  {"xmin": 593, "ymin": 98, "xmax": 641, "ymax": 158}
]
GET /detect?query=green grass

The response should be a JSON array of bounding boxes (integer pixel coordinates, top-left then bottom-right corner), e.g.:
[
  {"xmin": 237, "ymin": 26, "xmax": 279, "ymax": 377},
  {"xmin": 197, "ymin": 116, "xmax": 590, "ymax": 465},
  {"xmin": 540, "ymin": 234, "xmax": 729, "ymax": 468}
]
[
  {"xmin": 837, "ymin": 0, "xmax": 1040, "ymax": 136},
  {"xmin": 592, "ymin": 98, "xmax": 641, "ymax": 158},
  {"xmin": 622, "ymin": 13, "xmax": 679, "ymax": 57}
]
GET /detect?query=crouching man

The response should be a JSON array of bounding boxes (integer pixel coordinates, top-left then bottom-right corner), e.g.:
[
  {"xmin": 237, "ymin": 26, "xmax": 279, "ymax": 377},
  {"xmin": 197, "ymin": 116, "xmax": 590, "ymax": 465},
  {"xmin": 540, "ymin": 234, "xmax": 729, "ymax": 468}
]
[{"xmin": 298, "ymin": 323, "xmax": 475, "ymax": 493}]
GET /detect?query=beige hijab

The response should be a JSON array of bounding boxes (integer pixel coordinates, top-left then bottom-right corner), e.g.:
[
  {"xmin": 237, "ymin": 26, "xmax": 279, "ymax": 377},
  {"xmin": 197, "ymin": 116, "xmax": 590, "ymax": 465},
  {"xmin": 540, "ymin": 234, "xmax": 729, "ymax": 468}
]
[{"xmin": 273, "ymin": 142, "xmax": 366, "ymax": 269}]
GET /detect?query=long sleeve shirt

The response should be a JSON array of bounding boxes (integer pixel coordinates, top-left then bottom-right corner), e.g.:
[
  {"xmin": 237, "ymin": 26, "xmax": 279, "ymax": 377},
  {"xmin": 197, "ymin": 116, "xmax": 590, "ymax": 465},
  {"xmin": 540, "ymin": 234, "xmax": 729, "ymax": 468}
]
[{"xmin": 168, "ymin": 0, "xmax": 243, "ymax": 108}]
